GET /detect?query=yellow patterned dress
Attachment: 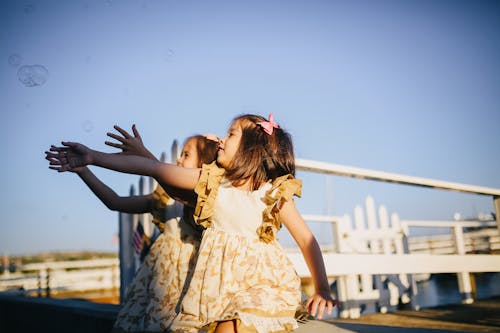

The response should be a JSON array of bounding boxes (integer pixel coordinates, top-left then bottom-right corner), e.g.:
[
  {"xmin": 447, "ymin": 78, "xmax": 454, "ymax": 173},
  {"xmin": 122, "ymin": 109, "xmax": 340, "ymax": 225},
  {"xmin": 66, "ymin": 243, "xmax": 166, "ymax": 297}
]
[
  {"xmin": 170, "ymin": 162, "xmax": 303, "ymax": 333},
  {"xmin": 112, "ymin": 186, "xmax": 202, "ymax": 333}
]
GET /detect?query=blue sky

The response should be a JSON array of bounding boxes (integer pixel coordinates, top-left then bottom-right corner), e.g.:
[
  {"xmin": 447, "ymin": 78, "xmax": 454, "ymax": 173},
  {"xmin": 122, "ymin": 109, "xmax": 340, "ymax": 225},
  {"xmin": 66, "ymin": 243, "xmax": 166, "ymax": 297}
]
[{"xmin": 1, "ymin": 0, "xmax": 499, "ymax": 255}]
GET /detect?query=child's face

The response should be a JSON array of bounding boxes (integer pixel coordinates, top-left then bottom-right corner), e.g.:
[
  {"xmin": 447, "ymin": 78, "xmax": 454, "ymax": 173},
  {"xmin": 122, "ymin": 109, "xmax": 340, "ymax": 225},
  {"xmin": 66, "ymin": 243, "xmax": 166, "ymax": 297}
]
[
  {"xmin": 177, "ymin": 138, "xmax": 199, "ymax": 168},
  {"xmin": 217, "ymin": 121, "xmax": 242, "ymax": 168}
]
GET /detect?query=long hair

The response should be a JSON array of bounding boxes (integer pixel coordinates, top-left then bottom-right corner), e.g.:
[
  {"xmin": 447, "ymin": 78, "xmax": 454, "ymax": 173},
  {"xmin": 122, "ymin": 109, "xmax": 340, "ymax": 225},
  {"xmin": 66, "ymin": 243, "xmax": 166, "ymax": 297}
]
[
  {"xmin": 184, "ymin": 135, "xmax": 219, "ymax": 167},
  {"xmin": 224, "ymin": 114, "xmax": 295, "ymax": 190}
]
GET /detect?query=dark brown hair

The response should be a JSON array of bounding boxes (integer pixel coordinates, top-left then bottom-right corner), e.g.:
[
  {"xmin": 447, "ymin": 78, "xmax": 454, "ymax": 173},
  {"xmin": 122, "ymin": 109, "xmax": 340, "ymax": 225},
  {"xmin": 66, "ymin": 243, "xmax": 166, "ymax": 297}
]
[
  {"xmin": 185, "ymin": 135, "xmax": 219, "ymax": 167},
  {"xmin": 224, "ymin": 114, "xmax": 295, "ymax": 190}
]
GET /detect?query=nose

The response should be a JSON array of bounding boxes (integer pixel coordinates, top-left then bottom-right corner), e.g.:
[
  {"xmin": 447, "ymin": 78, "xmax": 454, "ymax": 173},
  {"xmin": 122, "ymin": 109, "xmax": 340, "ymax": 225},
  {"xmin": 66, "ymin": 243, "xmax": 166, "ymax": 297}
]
[{"xmin": 176, "ymin": 156, "xmax": 183, "ymax": 166}]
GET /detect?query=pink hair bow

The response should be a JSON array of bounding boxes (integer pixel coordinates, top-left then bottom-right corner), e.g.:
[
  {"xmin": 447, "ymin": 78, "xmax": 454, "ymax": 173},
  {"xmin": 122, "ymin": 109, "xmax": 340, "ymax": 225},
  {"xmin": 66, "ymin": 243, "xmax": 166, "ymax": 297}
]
[{"xmin": 257, "ymin": 113, "xmax": 279, "ymax": 135}]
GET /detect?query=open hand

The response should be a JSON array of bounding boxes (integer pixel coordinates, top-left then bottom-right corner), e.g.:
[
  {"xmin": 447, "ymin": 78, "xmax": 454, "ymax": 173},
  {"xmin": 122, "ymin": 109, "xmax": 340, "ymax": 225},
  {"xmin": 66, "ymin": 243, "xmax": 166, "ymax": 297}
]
[
  {"xmin": 105, "ymin": 124, "xmax": 156, "ymax": 160},
  {"xmin": 45, "ymin": 142, "xmax": 93, "ymax": 172}
]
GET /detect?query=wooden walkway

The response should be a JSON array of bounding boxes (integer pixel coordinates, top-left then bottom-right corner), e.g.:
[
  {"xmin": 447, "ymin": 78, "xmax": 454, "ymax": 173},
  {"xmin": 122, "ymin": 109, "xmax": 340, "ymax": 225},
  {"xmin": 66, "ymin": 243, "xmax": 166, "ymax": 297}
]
[
  {"xmin": 1, "ymin": 292, "xmax": 499, "ymax": 332},
  {"xmin": 322, "ymin": 296, "xmax": 500, "ymax": 333}
]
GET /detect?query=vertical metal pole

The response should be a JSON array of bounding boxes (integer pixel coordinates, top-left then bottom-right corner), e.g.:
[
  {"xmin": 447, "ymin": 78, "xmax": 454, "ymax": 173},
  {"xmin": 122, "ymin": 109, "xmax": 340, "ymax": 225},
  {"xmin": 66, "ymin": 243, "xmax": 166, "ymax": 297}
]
[{"xmin": 119, "ymin": 185, "xmax": 136, "ymax": 303}]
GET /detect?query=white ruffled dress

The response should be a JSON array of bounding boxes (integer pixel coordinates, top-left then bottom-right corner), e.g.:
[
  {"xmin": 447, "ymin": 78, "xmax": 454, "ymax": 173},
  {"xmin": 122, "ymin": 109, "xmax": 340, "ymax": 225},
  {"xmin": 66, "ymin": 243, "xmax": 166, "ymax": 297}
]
[
  {"xmin": 112, "ymin": 187, "xmax": 202, "ymax": 332},
  {"xmin": 170, "ymin": 162, "xmax": 303, "ymax": 333}
]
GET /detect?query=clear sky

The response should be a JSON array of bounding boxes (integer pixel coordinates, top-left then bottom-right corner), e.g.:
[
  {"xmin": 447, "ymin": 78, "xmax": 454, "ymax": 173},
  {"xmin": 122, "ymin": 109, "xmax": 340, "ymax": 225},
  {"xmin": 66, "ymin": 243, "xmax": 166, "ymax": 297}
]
[{"xmin": 1, "ymin": 0, "xmax": 499, "ymax": 255}]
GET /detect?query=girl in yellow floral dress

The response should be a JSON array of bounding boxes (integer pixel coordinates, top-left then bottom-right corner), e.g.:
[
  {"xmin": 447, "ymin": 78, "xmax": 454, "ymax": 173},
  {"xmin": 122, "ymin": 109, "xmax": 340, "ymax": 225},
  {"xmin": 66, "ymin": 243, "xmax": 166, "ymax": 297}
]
[
  {"xmin": 47, "ymin": 114, "xmax": 337, "ymax": 333},
  {"xmin": 47, "ymin": 126, "xmax": 218, "ymax": 332}
]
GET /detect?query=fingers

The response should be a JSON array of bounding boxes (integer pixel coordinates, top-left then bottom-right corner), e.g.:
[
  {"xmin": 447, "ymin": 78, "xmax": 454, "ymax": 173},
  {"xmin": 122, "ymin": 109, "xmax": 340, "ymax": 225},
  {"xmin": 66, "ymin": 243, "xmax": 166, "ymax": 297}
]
[
  {"xmin": 49, "ymin": 145, "xmax": 69, "ymax": 153},
  {"xmin": 61, "ymin": 141, "xmax": 78, "ymax": 147},
  {"xmin": 107, "ymin": 132, "xmax": 127, "ymax": 144},
  {"xmin": 327, "ymin": 299, "xmax": 334, "ymax": 315},
  {"xmin": 131, "ymin": 124, "xmax": 141, "ymax": 139},
  {"xmin": 104, "ymin": 141, "xmax": 123, "ymax": 149},
  {"xmin": 46, "ymin": 154, "xmax": 71, "ymax": 173},
  {"xmin": 308, "ymin": 297, "xmax": 319, "ymax": 319},
  {"xmin": 203, "ymin": 133, "xmax": 219, "ymax": 142},
  {"xmin": 112, "ymin": 125, "xmax": 131, "ymax": 139},
  {"xmin": 317, "ymin": 299, "xmax": 326, "ymax": 319},
  {"xmin": 45, "ymin": 150, "xmax": 67, "ymax": 162},
  {"xmin": 45, "ymin": 151, "xmax": 58, "ymax": 159},
  {"xmin": 48, "ymin": 165, "xmax": 69, "ymax": 172},
  {"xmin": 46, "ymin": 155, "xmax": 64, "ymax": 166},
  {"xmin": 306, "ymin": 295, "xmax": 337, "ymax": 320}
]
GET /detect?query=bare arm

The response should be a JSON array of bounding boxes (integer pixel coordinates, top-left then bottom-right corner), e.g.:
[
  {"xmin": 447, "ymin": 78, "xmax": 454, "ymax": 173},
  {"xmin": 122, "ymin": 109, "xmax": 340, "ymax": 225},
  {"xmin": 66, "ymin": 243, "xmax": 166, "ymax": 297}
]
[
  {"xmin": 280, "ymin": 200, "xmax": 337, "ymax": 319},
  {"xmin": 46, "ymin": 147, "xmax": 154, "ymax": 213},
  {"xmin": 77, "ymin": 167, "xmax": 153, "ymax": 213},
  {"xmin": 47, "ymin": 142, "xmax": 201, "ymax": 191}
]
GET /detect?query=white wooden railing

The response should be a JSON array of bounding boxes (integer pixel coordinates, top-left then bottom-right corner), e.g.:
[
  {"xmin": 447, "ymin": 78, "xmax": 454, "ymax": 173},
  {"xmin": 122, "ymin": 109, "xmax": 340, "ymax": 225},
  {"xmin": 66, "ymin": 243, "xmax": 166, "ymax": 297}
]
[
  {"xmin": 0, "ymin": 259, "xmax": 119, "ymax": 296},
  {"xmin": 286, "ymin": 198, "xmax": 500, "ymax": 318}
]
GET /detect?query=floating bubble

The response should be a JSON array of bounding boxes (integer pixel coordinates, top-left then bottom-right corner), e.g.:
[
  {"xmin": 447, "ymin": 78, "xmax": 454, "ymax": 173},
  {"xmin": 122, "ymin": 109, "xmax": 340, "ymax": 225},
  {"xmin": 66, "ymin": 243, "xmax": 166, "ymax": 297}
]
[
  {"xmin": 17, "ymin": 64, "xmax": 49, "ymax": 87},
  {"xmin": 8, "ymin": 54, "xmax": 23, "ymax": 67},
  {"xmin": 24, "ymin": 4, "xmax": 35, "ymax": 14},
  {"xmin": 163, "ymin": 48, "xmax": 175, "ymax": 62},
  {"xmin": 82, "ymin": 120, "xmax": 94, "ymax": 132}
]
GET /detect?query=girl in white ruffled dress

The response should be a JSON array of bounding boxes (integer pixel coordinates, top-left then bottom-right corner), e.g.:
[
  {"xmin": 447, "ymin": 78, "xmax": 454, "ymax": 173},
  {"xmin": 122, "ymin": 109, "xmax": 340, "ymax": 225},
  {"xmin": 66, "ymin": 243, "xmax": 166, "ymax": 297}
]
[
  {"xmin": 47, "ymin": 114, "xmax": 337, "ymax": 333},
  {"xmin": 47, "ymin": 125, "xmax": 218, "ymax": 332}
]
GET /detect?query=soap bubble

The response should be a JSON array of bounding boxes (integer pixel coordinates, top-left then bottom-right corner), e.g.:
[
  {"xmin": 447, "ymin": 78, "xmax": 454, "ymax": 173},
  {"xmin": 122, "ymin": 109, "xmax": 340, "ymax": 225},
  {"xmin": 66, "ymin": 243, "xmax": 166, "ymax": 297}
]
[
  {"xmin": 163, "ymin": 48, "xmax": 175, "ymax": 62},
  {"xmin": 82, "ymin": 120, "xmax": 94, "ymax": 132},
  {"xmin": 8, "ymin": 54, "xmax": 23, "ymax": 67},
  {"xmin": 17, "ymin": 65, "xmax": 49, "ymax": 87},
  {"xmin": 24, "ymin": 4, "xmax": 35, "ymax": 14}
]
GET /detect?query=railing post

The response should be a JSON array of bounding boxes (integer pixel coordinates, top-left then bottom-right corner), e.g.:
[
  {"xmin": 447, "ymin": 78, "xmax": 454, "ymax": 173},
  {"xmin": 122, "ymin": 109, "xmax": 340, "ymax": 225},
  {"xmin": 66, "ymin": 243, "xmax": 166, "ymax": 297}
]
[
  {"xmin": 119, "ymin": 185, "xmax": 136, "ymax": 303},
  {"xmin": 400, "ymin": 218, "xmax": 420, "ymax": 311},
  {"xmin": 332, "ymin": 215, "xmax": 351, "ymax": 318},
  {"xmin": 366, "ymin": 197, "xmax": 389, "ymax": 314},
  {"xmin": 45, "ymin": 267, "xmax": 51, "ymax": 297},
  {"xmin": 453, "ymin": 225, "xmax": 473, "ymax": 304},
  {"xmin": 37, "ymin": 268, "xmax": 46, "ymax": 297}
]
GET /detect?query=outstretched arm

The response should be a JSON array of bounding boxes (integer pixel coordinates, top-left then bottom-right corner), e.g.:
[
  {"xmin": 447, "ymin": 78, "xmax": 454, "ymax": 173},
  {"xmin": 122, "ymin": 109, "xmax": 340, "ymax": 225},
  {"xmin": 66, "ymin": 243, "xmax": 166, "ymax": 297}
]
[
  {"xmin": 78, "ymin": 168, "xmax": 153, "ymax": 213},
  {"xmin": 46, "ymin": 148, "xmax": 154, "ymax": 213},
  {"xmin": 46, "ymin": 142, "xmax": 201, "ymax": 191},
  {"xmin": 280, "ymin": 201, "xmax": 337, "ymax": 319}
]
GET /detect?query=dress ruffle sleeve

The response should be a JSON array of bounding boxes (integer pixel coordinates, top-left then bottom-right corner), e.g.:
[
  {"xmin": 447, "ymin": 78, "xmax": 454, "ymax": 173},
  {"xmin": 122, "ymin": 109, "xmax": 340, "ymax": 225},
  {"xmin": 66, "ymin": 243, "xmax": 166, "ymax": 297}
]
[
  {"xmin": 258, "ymin": 174, "xmax": 302, "ymax": 243},
  {"xmin": 151, "ymin": 185, "xmax": 171, "ymax": 233},
  {"xmin": 193, "ymin": 162, "xmax": 225, "ymax": 228}
]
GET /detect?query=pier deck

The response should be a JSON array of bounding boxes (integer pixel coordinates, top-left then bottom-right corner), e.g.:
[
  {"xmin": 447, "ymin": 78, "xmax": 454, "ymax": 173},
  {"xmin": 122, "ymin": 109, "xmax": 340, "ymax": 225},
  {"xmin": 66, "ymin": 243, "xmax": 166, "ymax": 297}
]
[
  {"xmin": 324, "ymin": 295, "xmax": 500, "ymax": 333},
  {"xmin": 0, "ymin": 293, "xmax": 499, "ymax": 332}
]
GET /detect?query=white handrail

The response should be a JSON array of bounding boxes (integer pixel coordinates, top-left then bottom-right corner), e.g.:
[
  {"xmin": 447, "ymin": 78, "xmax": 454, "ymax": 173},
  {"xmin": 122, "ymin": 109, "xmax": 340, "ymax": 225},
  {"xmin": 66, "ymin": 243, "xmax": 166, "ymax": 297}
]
[
  {"xmin": 296, "ymin": 158, "xmax": 500, "ymax": 197},
  {"xmin": 401, "ymin": 220, "xmax": 496, "ymax": 228},
  {"xmin": 21, "ymin": 259, "xmax": 119, "ymax": 271}
]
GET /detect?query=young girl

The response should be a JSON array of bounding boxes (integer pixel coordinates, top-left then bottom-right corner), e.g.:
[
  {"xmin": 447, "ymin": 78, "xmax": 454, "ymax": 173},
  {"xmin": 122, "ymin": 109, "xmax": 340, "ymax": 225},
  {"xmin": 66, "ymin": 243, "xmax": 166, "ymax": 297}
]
[
  {"xmin": 47, "ymin": 127, "xmax": 219, "ymax": 332},
  {"xmin": 47, "ymin": 114, "xmax": 336, "ymax": 333}
]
